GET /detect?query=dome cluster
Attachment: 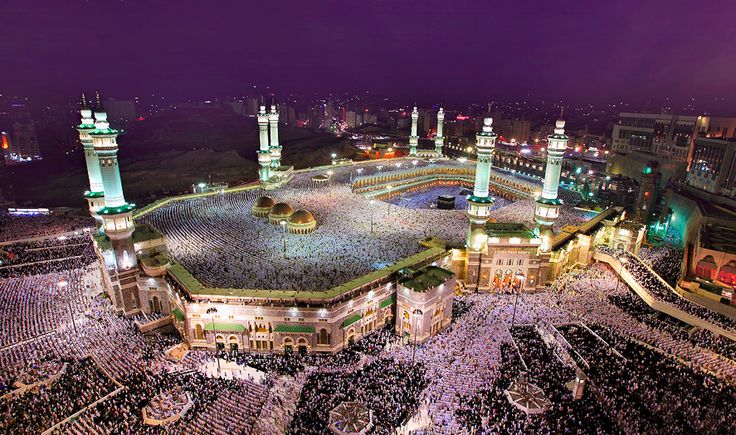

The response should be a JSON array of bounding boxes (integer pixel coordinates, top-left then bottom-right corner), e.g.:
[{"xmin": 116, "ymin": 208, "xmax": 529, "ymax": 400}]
[{"xmin": 251, "ymin": 196, "xmax": 317, "ymax": 234}]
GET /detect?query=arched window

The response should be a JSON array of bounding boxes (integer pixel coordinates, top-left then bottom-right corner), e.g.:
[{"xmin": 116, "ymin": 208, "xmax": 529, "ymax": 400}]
[
  {"xmin": 195, "ymin": 324, "xmax": 204, "ymax": 340},
  {"xmin": 319, "ymin": 328, "xmax": 329, "ymax": 345}
]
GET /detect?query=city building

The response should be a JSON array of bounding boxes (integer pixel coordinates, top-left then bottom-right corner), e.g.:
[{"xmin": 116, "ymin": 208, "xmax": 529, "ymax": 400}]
[
  {"xmin": 687, "ymin": 137, "xmax": 736, "ymax": 197},
  {"xmin": 611, "ymin": 112, "xmax": 700, "ymax": 161}
]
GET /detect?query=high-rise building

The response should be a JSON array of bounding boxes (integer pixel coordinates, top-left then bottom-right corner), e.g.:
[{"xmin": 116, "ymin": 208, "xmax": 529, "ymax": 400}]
[
  {"xmin": 687, "ymin": 137, "xmax": 736, "ymax": 198},
  {"xmin": 611, "ymin": 113, "xmax": 700, "ymax": 161},
  {"xmin": 10, "ymin": 119, "xmax": 41, "ymax": 160},
  {"xmin": 496, "ymin": 119, "xmax": 531, "ymax": 144}
]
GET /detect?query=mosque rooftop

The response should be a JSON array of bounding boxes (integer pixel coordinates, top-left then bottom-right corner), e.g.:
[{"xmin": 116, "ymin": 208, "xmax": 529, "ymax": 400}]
[
  {"xmin": 485, "ymin": 222, "xmax": 536, "ymax": 239},
  {"xmin": 398, "ymin": 266, "xmax": 454, "ymax": 293}
]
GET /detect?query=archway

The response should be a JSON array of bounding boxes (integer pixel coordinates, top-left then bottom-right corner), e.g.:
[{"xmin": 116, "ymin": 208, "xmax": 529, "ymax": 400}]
[
  {"xmin": 229, "ymin": 335, "xmax": 239, "ymax": 353},
  {"xmin": 194, "ymin": 324, "xmax": 204, "ymax": 340}
]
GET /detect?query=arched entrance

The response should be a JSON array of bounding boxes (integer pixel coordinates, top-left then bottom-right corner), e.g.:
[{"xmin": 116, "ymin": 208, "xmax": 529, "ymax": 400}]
[
  {"xmin": 229, "ymin": 335, "xmax": 239, "ymax": 353},
  {"xmin": 298, "ymin": 338, "xmax": 308, "ymax": 355},
  {"xmin": 215, "ymin": 335, "xmax": 225, "ymax": 351},
  {"xmin": 283, "ymin": 337, "xmax": 294, "ymax": 354},
  {"xmin": 194, "ymin": 324, "xmax": 204, "ymax": 340}
]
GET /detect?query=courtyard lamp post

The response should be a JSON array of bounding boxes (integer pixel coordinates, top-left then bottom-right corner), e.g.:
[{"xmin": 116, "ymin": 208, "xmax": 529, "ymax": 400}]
[
  {"xmin": 386, "ymin": 185, "xmax": 393, "ymax": 215},
  {"xmin": 369, "ymin": 200, "xmax": 375, "ymax": 234},
  {"xmin": 280, "ymin": 220, "xmax": 287, "ymax": 259},
  {"xmin": 58, "ymin": 235, "xmax": 68, "ymax": 257},
  {"xmin": 510, "ymin": 273, "xmax": 525, "ymax": 330},
  {"xmin": 57, "ymin": 280, "xmax": 77, "ymax": 337},
  {"xmin": 206, "ymin": 306, "xmax": 221, "ymax": 375},
  {"xmin": 615, "ymin": 256, "xmax": 628, "ymax": 293},
  {"xmin": 411, "ymin": 308, "xmax": 424, "ymax": 366}
]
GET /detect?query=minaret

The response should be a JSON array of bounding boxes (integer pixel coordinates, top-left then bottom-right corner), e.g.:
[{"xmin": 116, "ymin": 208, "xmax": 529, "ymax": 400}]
[
  {"xmin": 535, "ymin": 119, "xmax": 568, "ymax": 251},
  {"xmin": 409, "ymin": 106, "xmax": 419, "ymax": 156},
  {"xmin": 90, "ymin": 92, "xmax": 136, "ymax": 271},
  {"xmin": 268, "ymin": 101, "xmax": 282, "ymax": 168},
  {"xmin": 257, "ymin": 104, "xmax": 271, "ymax": 182},
  {"xmin": 77, "ymin": 93, "xmax": 105, "ymax": 221},
  {"xmin": 466, "ymin": 118, "xmax": 497, "ymax": 250},
  {"xmin": 435, "ymin": 107, "xmax": 444, "ymax": 156}
]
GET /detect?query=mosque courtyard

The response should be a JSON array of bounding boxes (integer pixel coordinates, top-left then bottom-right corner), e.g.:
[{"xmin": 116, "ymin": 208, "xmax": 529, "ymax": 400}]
[{"xmin": 139, "ymin": 160, "xmax": 592, "ymax": 291}]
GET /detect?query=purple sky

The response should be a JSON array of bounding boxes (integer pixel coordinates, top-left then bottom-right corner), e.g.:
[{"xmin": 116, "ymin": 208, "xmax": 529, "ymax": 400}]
[{"xmin": 2, "ymin": 0, "xmax": 735, "ymax": 110}]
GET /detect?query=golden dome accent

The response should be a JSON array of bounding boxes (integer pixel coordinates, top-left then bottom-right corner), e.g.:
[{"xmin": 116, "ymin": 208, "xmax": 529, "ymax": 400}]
[
  {"xmin": 254, "ymin": 196, "xmax": 275, "ymax": 208},
  {"xmin": 269, "ymin": 202, "xmax": 294, "ymax": 217},
  {"xmin": 289, "ymin": 209, "xmax": 315, "ymax": 224}
]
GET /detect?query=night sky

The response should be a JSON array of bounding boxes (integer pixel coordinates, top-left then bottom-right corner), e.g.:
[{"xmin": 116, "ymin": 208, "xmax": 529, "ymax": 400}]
[{"xmin": 2, "ymin": 0, "xmax": 735, "ymax": 109}]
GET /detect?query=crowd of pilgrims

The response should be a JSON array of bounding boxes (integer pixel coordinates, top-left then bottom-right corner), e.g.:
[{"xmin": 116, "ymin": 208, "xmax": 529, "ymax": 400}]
[
  {"xmin": 600, "ymin": 246, "xmax": 736, "ymax": 332},
  {"xmin": 0, "ymin": 213, "xmax": 93, "ymax": 242},
  {"xmin": 638, "ymin": 244, "xmax": 686, "ymax": 287},
  {"xmin": 3, "ymin": 163, "xmax": 736, "ymax": 433},
  {"xmin": 139, "ymin": 165, "xmax": 592, "ymax": 291},
  {"xmin": 0, "ymin": 262, "xmax": 267, "ymax": 434},
  {"xmin": 0, "ymin": 234, "xmax": 96, "ymax": 278}
]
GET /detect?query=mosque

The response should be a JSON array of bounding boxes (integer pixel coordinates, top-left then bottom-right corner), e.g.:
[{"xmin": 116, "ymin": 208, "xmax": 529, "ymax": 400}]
[{"xmin": 81, "ymin": 95, "xmax": 643, "ymax": 354}]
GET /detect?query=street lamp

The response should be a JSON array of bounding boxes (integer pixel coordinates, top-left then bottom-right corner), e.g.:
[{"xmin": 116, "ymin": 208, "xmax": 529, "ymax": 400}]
[
  {"xmin": 386, "ymin": 185, "xmax": 393, "ymax": 215},
  {"xmin": 280, "ymin": 220, "xmax": 287, "ymax": 258},
  {"xmin": 510, "ymin": 273, "xmax": 525, "ymax": 330},
  {"xmin": 616, "ymin": 256, "xmax": 628, "ymax": 293},
  {"xmin": 206, "ymin": 307, "xmax": 221, "ymax": 375},
  {"xmin": 369, "ymin": 199, "xmax": 375, "ymax": 234},
  {"xmin": 58, "ymin": 235, "xmax": 68, "ymax": 257},
  {"xmin": 57, "ymin": 280, "xmax": 77, "ymax": 336},
  {"xmin": 411, "ymin": 308, "xmax": 424, "ymax": 365}
]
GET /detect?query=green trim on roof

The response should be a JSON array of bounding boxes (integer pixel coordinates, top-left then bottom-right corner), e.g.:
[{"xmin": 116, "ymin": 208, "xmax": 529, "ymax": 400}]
[
  {"xmin": 536, "ymin": 197, "xmax": 562, "ymax": 206},
  {"xmin": 84, "ymin": 190, "xmax": 105, "ymax": 199},
  {"xmin": 90, "ymin": 127, "xmax": 120, "ymax": 136},
  {"xmin": 77, "ymin": 123, "xmax": 95, "ymax": 130},
  {"xmin": 549, "ymin": 133, "xmax": 568, "ymax": 140},
  {"xmin": 467, "ymin": 195, "xmax": 494, "ymax": 204},
  {"xmin": 172, "ymin": 308, "xmax": 185, "ymax": 322},
  {"xmin": 342, "ymin": 313, "xmax": 362, "ymax": 328},
  {"xmin": 98, "ymin": 203, "xmax": 136, "ymax": 215},
  {"xmin": 167, "ymin": 246, "xmax": 446, "ymax": 302},
  {"xmin": 399, "ymin": 266, "xmax": 454, "ymax": 292},
  {"xmin": 204, "ymin": 322, "xmax": 245, "ymax": 332},
  {"xmin": 274, "ymin": 324, "xmax": 316, "ymax": 333},
  {"xmin": 379, "ymin": 294, "xmax": 396, "ymax": 309}
]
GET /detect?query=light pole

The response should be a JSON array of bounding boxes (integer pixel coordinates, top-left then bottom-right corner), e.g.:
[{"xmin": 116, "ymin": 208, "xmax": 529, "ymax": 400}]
[
  {"xmin": 57, "ymin": 280, "xmax": 77, "ymax": 337},
  {"xmin": 411, "ymin": 308, "xmax": 423, "ymax": 365},
  {"xmin": 386, "ymin": 185, "xmax": 393, "ymax": 215},
  {"xmin": 280, "ymin": 220, "xmax": 287, "ymax": 259},
  {"xmin": 369, "ymin": 199, "xmax": 375, "ymax": 234},
  {"xmin": 510, "ymin": 273, "xmax": 525, "ymax": 330},
  {"xmin": 616, "ymin": 256, "xmax": 628, "ymax": 293},
  {"xmin": 206, "ymin": 307, "xmax": 221, "ymax": 375},
  {"xmin": 58, "ymin": 235, "xmax": 68, "ymax": 257}
]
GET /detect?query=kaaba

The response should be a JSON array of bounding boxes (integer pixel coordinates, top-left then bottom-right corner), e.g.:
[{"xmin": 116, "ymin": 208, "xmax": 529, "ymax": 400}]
[{"xmin": 437, "ymin": 195, "xmax": 455, "ymax": 210}]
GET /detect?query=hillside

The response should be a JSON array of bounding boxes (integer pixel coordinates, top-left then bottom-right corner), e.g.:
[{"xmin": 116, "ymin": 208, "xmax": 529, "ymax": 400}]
[{"xmin": 7, "ymin": 105, "xmax": 359, "ymax": 208}]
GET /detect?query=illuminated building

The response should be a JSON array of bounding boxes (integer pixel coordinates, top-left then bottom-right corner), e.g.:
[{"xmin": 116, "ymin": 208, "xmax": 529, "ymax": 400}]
[
  {"xmin": 90, "ymin": 92, "xmax": 140, "ymax": 314},
  {"xmin": 434, "ymin": 107, "xmax": 444, "ymax": 156},
  {"xmin": 687, "ymin": 137, "xmax": 736, "ymax": 197},
  {"xmin": 611, "ymin": 112, "xmax": 701, "ymax": 162},
  {"xmin": 466, "ymin": 117, "xmax": 497, "ymax": 250},
  {"xmin": 535, "ymin": 119, "xmax": 567, "ymax": 251},
  {"xmin": 76, "ymin": 93, "xmax": 105, "ymax": 221},
  {"xmin": 409, "ymin": 106, "xmax": 418, "ymax": 156},
  {"xmin": 257, "ymin": 104, "xmax": 271, "ymax": 182},
  {"xmin": 269, "ymin": 102, "xmax": 282, "ymax": 168}
]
